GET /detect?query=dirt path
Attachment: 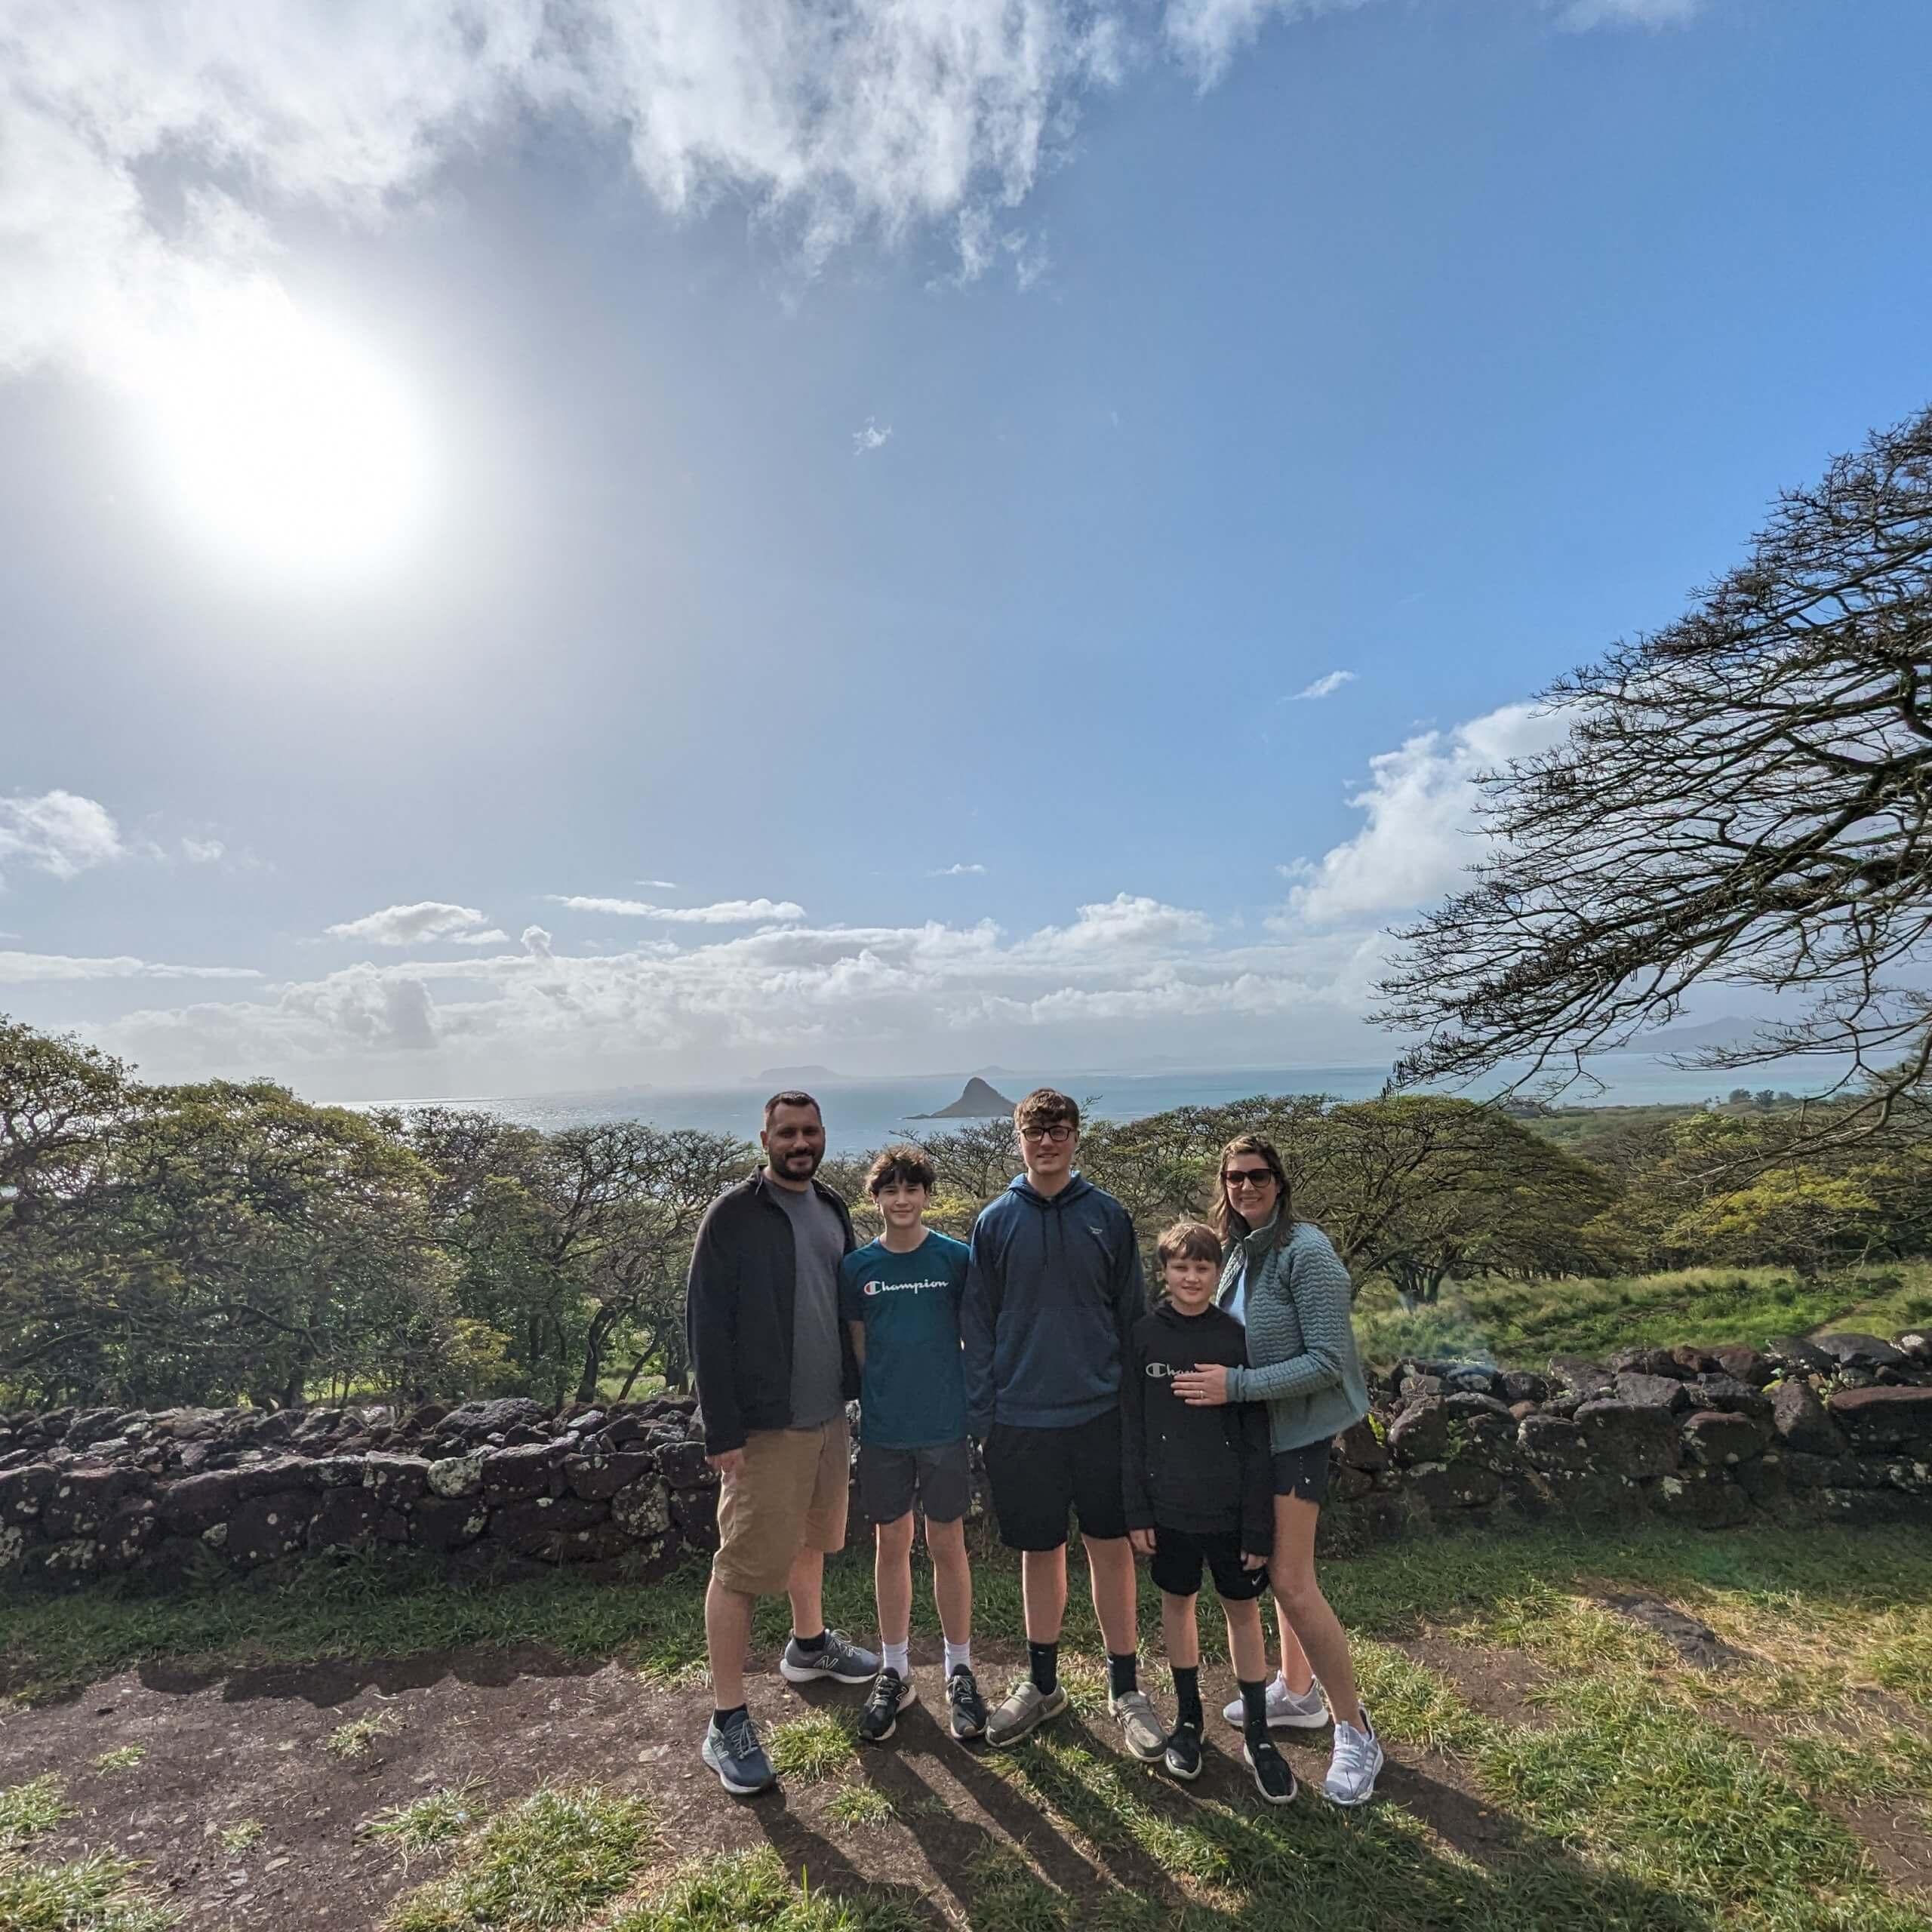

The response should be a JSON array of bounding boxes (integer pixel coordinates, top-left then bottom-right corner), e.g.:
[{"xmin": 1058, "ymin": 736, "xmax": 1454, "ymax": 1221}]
[
  {"xmin": 0, "ymin": 1635, "xmax": 1522, "ymax": 1930},
  {"xmin": 5, "ymin": 1621, "xmax": 1928, "ymax": 1927}
]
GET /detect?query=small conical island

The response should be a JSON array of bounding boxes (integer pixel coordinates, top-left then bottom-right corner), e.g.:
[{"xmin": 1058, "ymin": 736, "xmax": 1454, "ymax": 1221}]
[{"xmin": 911, "ymin": 1075, "xmax": 1017, "ymax": 1119}]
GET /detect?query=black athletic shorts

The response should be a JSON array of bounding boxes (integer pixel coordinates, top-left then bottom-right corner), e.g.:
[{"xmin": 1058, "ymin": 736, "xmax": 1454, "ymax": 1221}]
[
  {"xmin": 857, "ymin": 1438, "xmax": 972, "ymax": 1524},
  {"xmin": 1149, "ymin": 1524, "xmax": 1271, "ymax": 1602},
  {"xmin": 1271, "ymin": 1436, "xmax": 1335, "ymax": 1505},
  {"xmin": 983, "ymin": 1408, "xmax": 1129, "ymax": 1550}
]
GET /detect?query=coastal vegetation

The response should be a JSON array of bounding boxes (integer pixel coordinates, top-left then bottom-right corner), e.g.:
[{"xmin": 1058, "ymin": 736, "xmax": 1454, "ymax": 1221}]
[{"xmin": 6, "ymin": 1013, "xmax": 1931, "ymax": 1415}]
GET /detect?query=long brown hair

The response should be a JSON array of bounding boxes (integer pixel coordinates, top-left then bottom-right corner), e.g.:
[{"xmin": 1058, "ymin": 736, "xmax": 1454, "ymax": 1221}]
[{"xmin": 1210, "ymin": 1134, "xmax": 1292, "ymax": 1246}]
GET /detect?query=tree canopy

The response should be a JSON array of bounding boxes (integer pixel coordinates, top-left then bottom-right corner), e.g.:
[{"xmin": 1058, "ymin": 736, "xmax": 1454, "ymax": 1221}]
[{"xmin": 1380, "ymin": 405, "xmax": 1932, "ymax": 1137}]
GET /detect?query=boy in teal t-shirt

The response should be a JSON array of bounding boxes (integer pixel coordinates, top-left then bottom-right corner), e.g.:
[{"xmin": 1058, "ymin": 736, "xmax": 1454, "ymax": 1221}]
[{"xmin": 838, "ymin": 1146, "xmax": 983, "ymax": 1747}]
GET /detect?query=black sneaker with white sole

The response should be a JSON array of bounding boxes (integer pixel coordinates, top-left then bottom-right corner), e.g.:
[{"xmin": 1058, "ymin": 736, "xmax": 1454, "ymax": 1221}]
[
  {"xmin": 947, "ymin": 1666, "xmax": 988, "ymax": 1741},
  {"xmin": 702, "ymin": 1709, "xmax": 777, "ymax": 1795},
  {"xmin": 1163, "ymin": 1718, "xmax": 1203, "ymax": 1782},
  {"xmin": 1244, "ymin": 1736, "xmax": 1297, "ymax": 1806},
  {"xmin": 779, "ymin": 1629, "xmax": 879, "ymax": 1685},
  {"xmin": 858, "ymin": 1669, "xmax": 918, "ymax": 1744}
]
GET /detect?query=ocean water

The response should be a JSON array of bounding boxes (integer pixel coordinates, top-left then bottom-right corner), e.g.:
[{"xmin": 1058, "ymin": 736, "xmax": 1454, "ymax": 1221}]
[{"xmin": 373, "ymin": 1056, "xmax": 1828, "ymax": 1155}]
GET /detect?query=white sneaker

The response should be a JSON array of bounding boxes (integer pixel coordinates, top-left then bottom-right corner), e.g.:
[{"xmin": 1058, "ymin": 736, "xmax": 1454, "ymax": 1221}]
[
  {"xmin": 1221, "ymin": 1674, "xmax": 1329, "ymax": 1730},
  {"xmin": 1324, "ymin": 1704, "xmax": 1383, "ymax": 1806}
]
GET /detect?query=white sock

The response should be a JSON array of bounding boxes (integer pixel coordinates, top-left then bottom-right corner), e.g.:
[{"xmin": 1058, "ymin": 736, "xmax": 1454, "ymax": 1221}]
[
  {"xmin": 943, "ymin": 1640, "xmax": 972, "ymax": 1676},
  {"xmin": 882, "ymin": 1641, "xmax": 910, "ymax": 1678}
]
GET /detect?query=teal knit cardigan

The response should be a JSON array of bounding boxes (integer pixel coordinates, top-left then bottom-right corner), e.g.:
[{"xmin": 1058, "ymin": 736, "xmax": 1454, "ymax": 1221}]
[{"xmin": 1219, "ymin": 1217, "xmax": 1370, "ymax": 1453}]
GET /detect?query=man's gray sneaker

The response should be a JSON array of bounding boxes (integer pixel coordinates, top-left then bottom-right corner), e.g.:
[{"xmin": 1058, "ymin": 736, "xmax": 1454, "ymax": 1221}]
[
  {"xmin": 779, "ymin": 1629, "xmax": 879, "ymax": 1686},
  {"xmin": 1222, "ymin": 1674, "xmax": 1329, "ymax": 1730},
  {"xmin": 1324, "ymin": 1704, "xmax": 1383, "ymax": 1806},
  {"xmin": 985, "ymin": 1678, "xmax": 1069, "ymax": 1748},
  {"xmin": 702, "ymin": 1709, "xmax": 777, "ymax": 1795},
  {"xmin": 1109, "ymin": 1688, "xmax": 1168, "ymax": 1763}
]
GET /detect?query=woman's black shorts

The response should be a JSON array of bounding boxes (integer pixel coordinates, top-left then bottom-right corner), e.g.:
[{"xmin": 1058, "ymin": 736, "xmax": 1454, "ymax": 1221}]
[{"xmin": 1271, "ymin": 1436, "xmax": 1335, "ymax": 1504}]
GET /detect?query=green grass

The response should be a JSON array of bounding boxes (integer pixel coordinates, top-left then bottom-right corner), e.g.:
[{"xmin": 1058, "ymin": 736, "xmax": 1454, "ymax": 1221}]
[
  {"xmin": 824, "ymin": 1784, "xmax": 899, "ymax": 1828},
  {"xmin": 383, "ymin": 1786, "xmax": 654, "ymax": 1932},
  {"xmin": 358, "ymin": 1783, "xmax": 491, "ymax": 1860},
  {"xmin": 11, "ymin": 1527, "xmax": 1932, "ymax": 1928},
  {"xmin": 91, "ymin": 1747, "xmax": 145, "ymax": 1774},
  {"xmin": 612, "ymin": 1845, "xmax": 922, "ymax": 1930},
  {"xmin": 0, "ymin": 1848, "xmax": 178, "ymax": 1930},
  {"xmin": 1350, "ymin": 1260, "xmax": 1932, "ymax": 1367},
  {"xmin": 216, "ymin": 1818, "xmax": 264, "ymax": 1855},
  {"xmin": 765, "ymin": 1708, "xmax": 860, "ymax": 1783},
  {"xmin": 0, "ymin": 1774, "xmax": 70, "ymax": 1841},
  {"xmin": 322, "ymin": 1710, "xmax": 398, "ymax": 1758}
]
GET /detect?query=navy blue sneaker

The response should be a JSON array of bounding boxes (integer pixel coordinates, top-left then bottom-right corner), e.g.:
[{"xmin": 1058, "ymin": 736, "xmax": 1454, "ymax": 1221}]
[
  {"xmin": 858, "ymin": 1668, "xmax": 918, "ymax": 1743},
  {"xmin": 703, "ymin": 1709, "xmax": 777, "ymax": 1795}
]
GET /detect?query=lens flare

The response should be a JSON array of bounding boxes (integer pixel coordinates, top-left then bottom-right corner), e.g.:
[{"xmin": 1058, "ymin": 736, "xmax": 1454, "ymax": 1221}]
[{"xmin": 140, "ymin": 285, "xmax": 434, "ymax": 577}]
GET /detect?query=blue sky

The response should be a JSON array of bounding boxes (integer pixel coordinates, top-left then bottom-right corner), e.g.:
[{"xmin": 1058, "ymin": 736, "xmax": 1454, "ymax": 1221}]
[{"xmin": 3, "ymin": 0, "xmax": 1929, "ymax": 1099}]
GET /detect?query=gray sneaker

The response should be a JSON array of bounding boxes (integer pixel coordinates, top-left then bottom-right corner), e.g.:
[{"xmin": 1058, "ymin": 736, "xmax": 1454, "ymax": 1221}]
[
  {"xmin": 1109, "ymin": 1688, "xmax": 1168, "ymax": 1763},
  {"xmin": 985, "ymin": 1678, "xmax": 1069, "ymax": 1748},
  {"xmin": 779, "ymin": 1629, "xmax": 879, "ymax": 1685},
  {"xmin": 702, "ymin": 1709, "xmax": 777, "ymax": 1795},
  {"xmin": 1222, "ymin": 1674, "xmax": 1329, "ymax": 1730}
]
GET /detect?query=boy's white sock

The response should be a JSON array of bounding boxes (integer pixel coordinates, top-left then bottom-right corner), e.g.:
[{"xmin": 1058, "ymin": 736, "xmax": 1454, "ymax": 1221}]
[
  {"xmin": 882, "ymin": 1640, "xmax": 911, "ymax": 1678},
  {"xmin": 943, "ymin": 1640, "xmax": 972, "ymax": 1676}
]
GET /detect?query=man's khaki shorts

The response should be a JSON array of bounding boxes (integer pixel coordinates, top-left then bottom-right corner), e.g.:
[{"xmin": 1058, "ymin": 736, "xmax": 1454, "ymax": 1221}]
[{"xmin": 711, "ymin": 1414, "xmax": 851, "ymax": 1596}]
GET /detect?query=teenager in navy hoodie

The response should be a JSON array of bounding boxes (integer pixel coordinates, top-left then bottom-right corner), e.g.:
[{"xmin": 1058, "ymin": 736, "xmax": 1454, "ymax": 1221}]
[{"xmin": 960, "ymin": 1088, "xmax": 1160, "ymax": 1759}]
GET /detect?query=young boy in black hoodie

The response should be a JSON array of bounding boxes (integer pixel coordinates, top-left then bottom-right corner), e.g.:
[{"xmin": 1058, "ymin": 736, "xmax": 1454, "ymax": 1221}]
[{"xmin": 1121, "ymin": 1220, "xmax": 1295, "ymax": 1804}]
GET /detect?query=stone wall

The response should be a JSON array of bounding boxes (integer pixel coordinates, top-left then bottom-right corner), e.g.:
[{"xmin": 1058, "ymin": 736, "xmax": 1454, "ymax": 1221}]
[{"xmin": 2, "ymin": 1326, "xmax": 1929, "ymax": 1592}]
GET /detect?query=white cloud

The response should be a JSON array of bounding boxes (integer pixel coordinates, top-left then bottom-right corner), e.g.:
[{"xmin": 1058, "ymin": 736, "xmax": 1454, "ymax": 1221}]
[
  {"xmin": 552, "ymin": 895, "xmax": 807, "ymax": 924},
  {"xmin": 1011, "ymin": 894, "xmax": 1217, "ymax": 964},
  {"xmin": 635, "ymin": 878, "xmax": 679, "ymax": 890},
  {"xmin": 93, "ymin": 888, "xmax": 1381, "ymax": 1089},
  {"xmin": 324, "ymin": 901, "xmax": 497, "ymax": 946},
  {"xmin": 853, "ymin": 417, "xmax": 892, "ymax": 454},
  {"xmin": 179, "ymin": 837, "xmax": 226, "ymax": 864},
  {"xmin": 1279, "ymin": 702, "xmax": 1568, "ymax": 928},
  {"xmin": 933, "ymin": 862, "xmax": 987, "ymax": 876},
  {"xmin": 1288, "ymin": 670, "xmax": 1355, "ymax": 702},
  {"xmin": 2, "ymin": 0, "xmax": 1124, "ymax": 385},
  {"xmin": 0, "ymin": 951, "xmax": 260, "ymax": 983},
  {"xmin": 2, "ymin": 2, "xmax": 1692, "ymax": 392},
  {"xmin": 0, "ymin": 790, "xmax": 125, "ymax": 884},
  {"xmin": 451, "ymin": 928, "xmax": 509, "ymax": 946},
  {"xmin": 1163, "ymin": 0, "xmax": 1366, "ymax": 82},
  {"xmin": 1554, "ymin": 0, "xmax": 1698, "ymax": 26}
]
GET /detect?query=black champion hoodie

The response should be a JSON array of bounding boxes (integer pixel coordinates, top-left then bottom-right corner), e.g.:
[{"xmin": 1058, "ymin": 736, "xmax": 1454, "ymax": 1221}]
[{"xmin": 1120, "ymin": 1300, "xmax": 1274, "ymax": 1552}]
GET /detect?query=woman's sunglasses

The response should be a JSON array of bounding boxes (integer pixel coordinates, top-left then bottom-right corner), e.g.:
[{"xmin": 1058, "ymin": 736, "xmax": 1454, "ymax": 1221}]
[{"xmin": 1222, "ymin": 1167, "xmax": 1277, "ymax": 1188}]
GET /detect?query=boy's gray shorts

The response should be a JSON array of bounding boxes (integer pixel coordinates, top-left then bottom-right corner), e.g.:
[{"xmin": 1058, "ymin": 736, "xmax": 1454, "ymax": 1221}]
[{"xmin": 858, "ymin": 1438, "xmax": 972, "ymax": 1525}]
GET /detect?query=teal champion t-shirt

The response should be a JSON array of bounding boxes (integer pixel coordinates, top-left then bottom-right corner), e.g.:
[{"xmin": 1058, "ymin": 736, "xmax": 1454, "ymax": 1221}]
[{"xmin": 838, "ymin": 1231, "xmax": 971, "ymax": 1450}]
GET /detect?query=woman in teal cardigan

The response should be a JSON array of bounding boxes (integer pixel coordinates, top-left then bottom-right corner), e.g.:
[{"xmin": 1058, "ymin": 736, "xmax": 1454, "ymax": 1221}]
[{"xmin": 1172, "ymin": 1133, "xmax": 1382, "ymax": 1806}]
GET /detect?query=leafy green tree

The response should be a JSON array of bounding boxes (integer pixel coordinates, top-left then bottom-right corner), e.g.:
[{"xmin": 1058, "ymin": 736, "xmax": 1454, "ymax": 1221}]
[
  {"xmin": 388, "ymin": 1109, "xmax": 749, "ymax": 1403},
  {"xmin": 6, "ymin": 1075, "xmax": 451, "ymax": 1408}
]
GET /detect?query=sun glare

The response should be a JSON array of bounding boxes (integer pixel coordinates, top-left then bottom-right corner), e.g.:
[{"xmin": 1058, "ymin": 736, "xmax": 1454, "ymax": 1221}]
[{"xmin": 142, "ymin": 288, "xmax": 434, "ymax": 577}]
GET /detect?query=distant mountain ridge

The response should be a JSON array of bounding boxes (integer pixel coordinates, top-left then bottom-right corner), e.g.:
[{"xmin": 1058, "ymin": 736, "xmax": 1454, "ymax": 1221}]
[
  {"xmin": 911, "ymin": 1076, "xmax": 1016, "ymax": 1120},
  {"xmin": 1614, "ymin": 1019, "xmax": 1762, "ymax": 1054}
]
